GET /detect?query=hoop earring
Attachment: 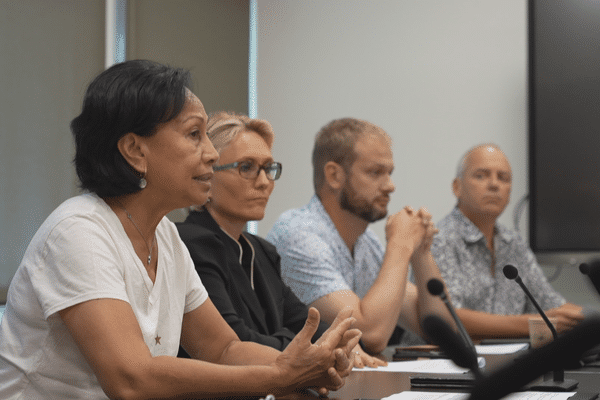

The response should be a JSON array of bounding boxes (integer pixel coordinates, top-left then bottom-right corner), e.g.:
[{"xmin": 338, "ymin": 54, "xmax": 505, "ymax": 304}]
[{"xmin": 139, "ymin": 168, "xmax": 147, "ymax": 189}]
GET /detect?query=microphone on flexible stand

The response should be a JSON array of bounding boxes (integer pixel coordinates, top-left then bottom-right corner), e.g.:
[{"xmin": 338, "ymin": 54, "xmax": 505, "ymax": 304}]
[
  {"xmin": 579, "ymin": 261, "xmax": 600, "ymax": 297},
  {"xmin": 422, "ymin": 315, "xmax": 483, "ymax": 381},
  {"xmin": 469, "ymin": 314, "xmax": 600, "ymax": 400},
  {"xmin": 427, "ymin": 279, "xmax": 476, "ymax": 351},
  {"xmin": 503, "ymin": 264, "xmax": 578, "ymax": 391},
  {"xmin": 424, "ymin": 278, "xmax": 482, "ymax": 380}
]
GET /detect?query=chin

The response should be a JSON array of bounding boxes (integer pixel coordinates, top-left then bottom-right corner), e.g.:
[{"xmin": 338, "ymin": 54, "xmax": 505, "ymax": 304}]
[
  {"xmin": 244, "ymin": 210, "xmax": 266, "ymax": 223},
  {"xmin": 182, "ymin": 194, "xmax": 209, "ymax": 210}
]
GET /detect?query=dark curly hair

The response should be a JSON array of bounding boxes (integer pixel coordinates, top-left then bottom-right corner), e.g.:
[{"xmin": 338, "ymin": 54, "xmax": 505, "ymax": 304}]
[{"xmin": 71, "ymin": 59, "xmax": 193, "ymax": 197}]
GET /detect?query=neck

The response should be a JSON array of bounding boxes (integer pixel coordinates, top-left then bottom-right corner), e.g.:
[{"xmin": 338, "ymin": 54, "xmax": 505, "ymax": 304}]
[
  {"xmin": 105, "ymin": 193, "xmax": 164, "ymax": 275},
  {"xmin": 106, "ymin": 193, "xmax": 164, "ymax": 237},
  {"xmin": 205, "ymin": 206, "xmax": 246, "ymax": 240},
  {"xmin": 459, "ymin": 206, "xmax": 497, "ymax": 251},
  {"xmin": 319, "ymin": 193, "xmax": 368, "ymax": 255}
]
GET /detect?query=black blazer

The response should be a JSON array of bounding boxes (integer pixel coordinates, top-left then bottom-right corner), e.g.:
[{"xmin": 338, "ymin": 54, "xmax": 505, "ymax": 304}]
[{"xmin": 176, "ymin": 209, "xmax": 328, "ymax": 350}]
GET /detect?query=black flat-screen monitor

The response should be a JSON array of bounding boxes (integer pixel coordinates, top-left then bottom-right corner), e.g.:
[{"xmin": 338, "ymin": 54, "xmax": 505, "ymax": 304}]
[{"xmin": 529, "ymin": 0, "xmax": 600, "ymax": 263}]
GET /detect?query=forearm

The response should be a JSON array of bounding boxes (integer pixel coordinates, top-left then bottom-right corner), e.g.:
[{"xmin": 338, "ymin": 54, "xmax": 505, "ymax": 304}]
[
  {"xmin": 357, "ymin": 239, "xmax": 414, "ymax": 352},
  {"xmin": 115, "ymin": 310, "xmax": 356, "ymax": 399},
  {"xmin": 218, "ymin": 338, "xmax": 281, "ymax": 365},
  {"xmin": 110, "ymin": 354, "xmax": 289, "ymax": 400},
  {"xmin": 410, "ymin": 252, "xmax": 455, "ymax": 334},
  {"xmin": 225, "ymin": 316, "xmax": 296, "ymax": 351},
  {"xmin": 104, "ymin": 340, "xmax": 289, "ymax": 399},
  {"xmin": 456, "ymin": 308, "xmax": 530, "ymax": 340}
]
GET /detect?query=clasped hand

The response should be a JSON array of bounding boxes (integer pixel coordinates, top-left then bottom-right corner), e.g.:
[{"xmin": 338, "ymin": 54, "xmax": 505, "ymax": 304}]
[
  {"xmin": 386, "ymin": 206, "xmax": 438, "ymax": 255},
  {"xmin": 274, "ymin": 307, "xmax": 361, "ymax": 395}
]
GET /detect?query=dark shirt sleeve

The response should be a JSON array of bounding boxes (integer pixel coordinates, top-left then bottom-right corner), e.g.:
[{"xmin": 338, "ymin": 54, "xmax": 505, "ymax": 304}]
[
  {"xmin": 196, "ymin": 253, "xmax": 296, "ymax": 350},
  {"xmin": 280, "ymin": 273, "xmax": 329, "ymax": 343},
  {"xmin": 179, "ymin": 221, "xmax": 327, "ymax": 351},
  {"xmin": 249, "ymin": 236, "xmax": 330, "ymax": 346}
]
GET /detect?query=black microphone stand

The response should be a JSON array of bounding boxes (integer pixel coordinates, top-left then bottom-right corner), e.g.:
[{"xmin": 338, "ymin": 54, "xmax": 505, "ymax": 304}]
[
  {"xmin": 503, "ymin": 264, "xmax": 578, "ymax": 391},
  {"xmin": 425, "ymin": 279, "xmax": 483, "ymax": 380},
  {"xmin": 580, "ymin": 261, "xmax": 600, "ymax": 298},
  {"xmin": 469, "ymin": 315, "xmax": 600, "ymax": 400}
]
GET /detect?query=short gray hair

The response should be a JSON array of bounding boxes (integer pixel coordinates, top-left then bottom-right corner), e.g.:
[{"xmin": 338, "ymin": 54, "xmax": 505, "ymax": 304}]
[{"xmin": 455, "ymin": 143, "xmax": 503, "ymax": 179}]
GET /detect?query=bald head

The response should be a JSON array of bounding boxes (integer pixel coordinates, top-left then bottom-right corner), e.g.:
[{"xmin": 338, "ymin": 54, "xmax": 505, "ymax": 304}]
[
  {"xmin": 456, "ymin": 144, "xmax": 508, "ymax": 179},
  {"xmin": 453, "ymin": 144, "xmax": 512, "ymax": 222}
]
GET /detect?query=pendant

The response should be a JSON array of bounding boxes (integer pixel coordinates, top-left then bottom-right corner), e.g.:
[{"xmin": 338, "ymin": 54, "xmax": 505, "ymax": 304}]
[{"xmin": 147, "ymin": 254, "xmax": 152, "ymax": 265}]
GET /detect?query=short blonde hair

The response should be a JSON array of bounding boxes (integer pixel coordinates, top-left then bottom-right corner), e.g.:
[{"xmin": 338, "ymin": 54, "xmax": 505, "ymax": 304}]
[{"xmin": 207, "ymin": 111, "xmax": 275, "ymax": 154}]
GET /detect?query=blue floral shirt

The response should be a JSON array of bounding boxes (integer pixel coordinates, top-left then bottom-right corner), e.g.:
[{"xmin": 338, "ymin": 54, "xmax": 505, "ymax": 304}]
[
  {"xmin": 266, "ymin": 195, "xmax": 384, "ymax": 305},
  {"xmin": 431, "ymin": 207, "xmax": 565, "ymax": 314}
]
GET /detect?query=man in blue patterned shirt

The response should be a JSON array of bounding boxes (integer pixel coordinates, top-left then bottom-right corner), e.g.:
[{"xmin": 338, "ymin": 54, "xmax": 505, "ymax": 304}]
[
  {"xmin": 431, "ymin": 143, "xmax": 583, "ymax": 340},
  {"xmin": 267, "ymin": 118, "xmax": 454, "ymax": 354}
]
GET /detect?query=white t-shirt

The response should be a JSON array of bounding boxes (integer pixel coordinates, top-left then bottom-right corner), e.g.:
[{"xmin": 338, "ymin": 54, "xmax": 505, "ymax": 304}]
[{"xmin": 0, "ymin": 193, "xmax": 208, "ymax": 399}]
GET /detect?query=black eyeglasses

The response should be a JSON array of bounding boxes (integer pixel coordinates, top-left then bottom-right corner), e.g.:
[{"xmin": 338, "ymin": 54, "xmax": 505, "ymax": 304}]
[{"xmin": 213, "ymin": 161, "xmax": 282, "ymax": 181}]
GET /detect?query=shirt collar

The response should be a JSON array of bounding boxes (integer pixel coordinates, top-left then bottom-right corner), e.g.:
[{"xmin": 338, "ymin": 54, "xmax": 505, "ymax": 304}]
[
  {"xmin": 309, "ymin": 194, "xmax": 332, "ymax": 223},
  {"xmin": 451, "ymin": 206, "xmax": 513, "ymax": 245},
  {"xmin": 189, "ymin": 208, "xmax": 257, "ymax": 289}
]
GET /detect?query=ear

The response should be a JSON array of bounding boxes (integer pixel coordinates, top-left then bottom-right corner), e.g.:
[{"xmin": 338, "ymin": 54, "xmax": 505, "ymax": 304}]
[
  {"xmin": 323, "ymin": 161, "xmax": 346, "ymax": 191},
  {"xmin": 452, "ymin": 177, "xmax": 461, "ymax": 199},
  {"xmin": 117, "ymin": 132, "xmax": 147, "ymax": 175}
]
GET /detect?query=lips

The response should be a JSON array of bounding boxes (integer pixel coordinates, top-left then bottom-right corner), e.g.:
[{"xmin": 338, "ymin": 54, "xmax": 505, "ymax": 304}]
[
  {"xmin": 251, "ymin": 197, "xmax": 269, "ymax": 203},
  {"xmin": 195, "ymin": 172, "xmax": 213, "ymax": 181},
  {"xmin": 375, "ymin": 196, "xmax": 390, "ymax": 205},
  {"xmin": 484, "ymin": 196, "xmax": 502, "ymax": 202}
]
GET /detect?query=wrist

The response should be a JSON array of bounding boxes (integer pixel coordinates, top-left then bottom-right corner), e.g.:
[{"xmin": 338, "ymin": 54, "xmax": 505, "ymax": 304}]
[
  {"xmin": 268, "ymin": 363, "xmax": 295, "ymax": 397},
  {"xmin": 386, "ymin": 236, "xmax": 416, "ymax": 256},
  {"xmin": 410, "ymin": 248, "xmax": 432, "ymax": 265}
]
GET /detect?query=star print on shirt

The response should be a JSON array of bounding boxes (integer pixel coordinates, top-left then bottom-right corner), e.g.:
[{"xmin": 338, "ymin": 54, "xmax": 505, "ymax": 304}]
[{"xmin": 155, "ymin": 335, "xmax": 161, "ymax": 345}]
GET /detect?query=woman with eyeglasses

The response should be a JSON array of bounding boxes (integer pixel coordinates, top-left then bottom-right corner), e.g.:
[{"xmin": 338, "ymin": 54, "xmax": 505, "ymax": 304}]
[{"xmin": 177, "ymin": 111, "xmax": 386, "ymax": 368}]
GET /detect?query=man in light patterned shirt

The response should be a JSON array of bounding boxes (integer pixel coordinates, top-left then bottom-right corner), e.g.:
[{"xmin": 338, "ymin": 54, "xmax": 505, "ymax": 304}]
[
  {"xmin": 431, "ymin": 144, "xmax": 583, "ymax": 340},
  {"xmin": 267, "ymin": 118, "xmax": 454, "ymax": 354}
]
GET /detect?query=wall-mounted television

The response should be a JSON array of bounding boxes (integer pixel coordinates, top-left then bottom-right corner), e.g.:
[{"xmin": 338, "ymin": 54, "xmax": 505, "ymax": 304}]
[{"xmin": 529, "ymin": 0, "xmax": 600, "ymax": 265}]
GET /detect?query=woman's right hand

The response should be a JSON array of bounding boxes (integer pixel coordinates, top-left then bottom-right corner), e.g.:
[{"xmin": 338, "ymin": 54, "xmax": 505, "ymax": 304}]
[{"xmin": 273, "ymin": 307, "xmax": 361, "ymax": 394}]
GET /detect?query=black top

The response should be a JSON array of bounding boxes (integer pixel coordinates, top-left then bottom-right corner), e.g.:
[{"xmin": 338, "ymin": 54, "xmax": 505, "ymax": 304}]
[{"xmin": 176, "ymin": 209, "xmax": 328, "ymax": 350}]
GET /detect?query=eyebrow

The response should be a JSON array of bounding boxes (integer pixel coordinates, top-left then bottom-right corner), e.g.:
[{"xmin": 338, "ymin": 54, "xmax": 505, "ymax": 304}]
[
  {"xmin": 365, "ymin": 161, "xmax": 394, "ymax": 170},
  {"xmin": 241, "ymin": 156, "xmax": 275, "ymax": 162},
  {"xmin": 473, "ymin": 168, "xmax": 511, "ymax": 175},
  {"xmin": 181, "ymin": 114, "xmax": 207, "ymax": 124}
]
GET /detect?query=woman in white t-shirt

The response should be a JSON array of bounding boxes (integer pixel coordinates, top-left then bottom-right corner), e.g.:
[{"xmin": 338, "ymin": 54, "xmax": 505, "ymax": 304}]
[{"xmin": 0, "ymin": 60, "xmax": 360, "ymax": 399}]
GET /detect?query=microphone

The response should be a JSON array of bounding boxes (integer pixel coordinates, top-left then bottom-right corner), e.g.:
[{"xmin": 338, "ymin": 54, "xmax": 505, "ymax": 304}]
[
  {"xmin": 422, "ymin": 315, "xmax": 482, "ymax": 380},
  {"xmin": 425, "ymin": 278, "xmax": 482, "ymax": 379},
  {"xmin": 579, "ymin": 260, "xmax": 600, "ymax": 297},
  {"xmin": 503, "ymin": 265, "xmax": 558, "ymax": 340},
  {"xmin": 469, "ymin": 314, "xmax": 600, "ymax": 400},
  {"xmin": 427, "ymin": 279, "xmax": 476, "ymax": 352},
  {"xmin": 503, "ymin": 264, "xmax": 577, "ymax": 391}
]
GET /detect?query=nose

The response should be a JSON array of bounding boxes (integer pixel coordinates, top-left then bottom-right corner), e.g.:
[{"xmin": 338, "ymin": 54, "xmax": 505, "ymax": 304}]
[
  {"xmin": 488, "ymin": 175, "xmax": 500, "ymax": 189},
  {"xmin": 203, "ymin": 138, "xmax": 219, "ymax": 165},
  {"xmin": 382, "ymin": 175, "xmax": 395, "ymax": 193},
  {"xmin": 255, "ymin": 167, "xmax": 271, "ymax": 187}
]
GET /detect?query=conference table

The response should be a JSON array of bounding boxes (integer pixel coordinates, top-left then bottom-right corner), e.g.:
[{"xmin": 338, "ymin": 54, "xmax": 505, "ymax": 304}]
[{"xmin": 286, "ymin": 346, "xmax": 600, "ymax": 400}]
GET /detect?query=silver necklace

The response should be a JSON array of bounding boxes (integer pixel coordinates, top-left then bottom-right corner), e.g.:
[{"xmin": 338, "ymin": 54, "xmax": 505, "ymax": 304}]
[{"xmin": 116, "ymin": 200, "xmax": 156, "ymax": 265}]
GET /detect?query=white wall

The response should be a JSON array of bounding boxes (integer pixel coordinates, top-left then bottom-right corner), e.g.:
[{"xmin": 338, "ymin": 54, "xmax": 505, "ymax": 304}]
[
  {"xmin": 0, "ymin": 0, "xmax": 250, "ymax": 302},
  {"xmin": 256, "ymin": 0, "xmax": 528, "ymax": 240},
  {"xmin": 254, "ymin": 1, "xmax": 600, "ymax": 307},
  {"xmin": 0, "ymin": 0, "xmax": 105, "ymax": 302}
]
